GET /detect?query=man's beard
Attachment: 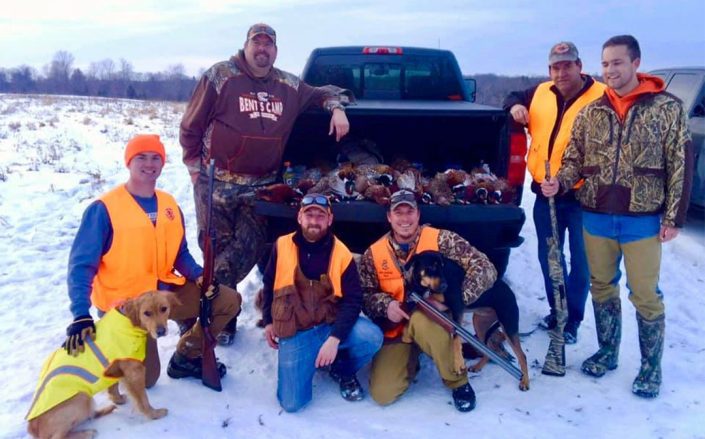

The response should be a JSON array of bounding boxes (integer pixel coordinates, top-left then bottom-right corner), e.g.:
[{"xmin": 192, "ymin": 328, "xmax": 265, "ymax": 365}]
[
  {"xmin": 254, "ymin": 52, "xmax": 271, "ymax": 68},
  {"xmin": 302, "ymin": 225, "xmax": 326, "ymax": 242}
]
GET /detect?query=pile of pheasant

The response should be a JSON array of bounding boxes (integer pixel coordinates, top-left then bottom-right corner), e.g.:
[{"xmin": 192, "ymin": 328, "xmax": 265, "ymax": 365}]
[{"xmin": 256, "ymin": 159, "xmax": 515, "ymax": 207}]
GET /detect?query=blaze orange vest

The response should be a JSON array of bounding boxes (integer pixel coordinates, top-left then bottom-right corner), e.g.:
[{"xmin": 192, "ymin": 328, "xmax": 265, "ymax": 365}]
[
  {"xmin": 527, "ymin": 79, "xmax": 606, "ymax": 185},
  {"xmin": 370, "ymin": 226, "xmax": 440, "ymax": 339},
  {"xmin": 273, "ymin": 232, "xmax": 353, "ymax": 298},
  {"xmin": 91, "ymin": 185, "xmax": 186, "ymax": 312}
]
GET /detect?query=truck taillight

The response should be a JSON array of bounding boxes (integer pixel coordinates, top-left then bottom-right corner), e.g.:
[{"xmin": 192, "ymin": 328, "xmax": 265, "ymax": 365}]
[
  {"xmin": 362, "ymin": 47, "xmax": 403, "ymax": 55},
  {"xmin": 508, "ymin": 128, "xmax": 527, "ymax": 187}
]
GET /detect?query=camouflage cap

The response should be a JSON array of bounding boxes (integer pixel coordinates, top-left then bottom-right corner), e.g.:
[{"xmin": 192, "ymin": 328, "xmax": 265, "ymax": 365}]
[
  {"xmin": 549, "ymin": 41, "xmax": 579, "ymax": 65},
  {"xmin": 247, "ymin": 23, "xmax": 276, "ymax": 44},
  {"xmin": 389, "ymin": 189, "xmax": 418, "ymax": 211}
]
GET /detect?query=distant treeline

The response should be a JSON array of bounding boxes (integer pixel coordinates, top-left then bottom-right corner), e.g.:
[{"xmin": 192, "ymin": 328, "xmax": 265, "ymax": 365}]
[
  {"xmin": 473, "ymin": 74, "xmax": 548, "ymax": 107},
  {"xmin": 0, "ymin": 51, "xmax": 198, "ymax": 102},
  {"xmin": 1, "ymin": 50, "xmax": 549, "ymax": 106}
]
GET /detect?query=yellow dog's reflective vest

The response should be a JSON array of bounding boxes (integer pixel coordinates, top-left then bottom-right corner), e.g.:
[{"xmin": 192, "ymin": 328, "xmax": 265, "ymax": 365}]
[{"xmin": 26, "ymin": 309, "xmax": 147, "ymax": 420}]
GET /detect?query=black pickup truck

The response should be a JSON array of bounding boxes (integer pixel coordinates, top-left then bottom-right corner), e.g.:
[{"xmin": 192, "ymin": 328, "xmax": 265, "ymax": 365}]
[{"xmin": 255, "ymin": 46, "xmax": 528, "ymax": 275}]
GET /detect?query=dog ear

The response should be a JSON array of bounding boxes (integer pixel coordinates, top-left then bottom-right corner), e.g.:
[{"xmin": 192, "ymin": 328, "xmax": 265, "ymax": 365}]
[
  {"xmin": 165, "ymin": 291, "xmax": 182, "ymax": 308},
  {"xmin": 435, "ymin": 252, "xmax": 445, "ymax": 268},
  {"xmin": 120, "ymin": 298, "xmax": 141, "ymax": 327}
]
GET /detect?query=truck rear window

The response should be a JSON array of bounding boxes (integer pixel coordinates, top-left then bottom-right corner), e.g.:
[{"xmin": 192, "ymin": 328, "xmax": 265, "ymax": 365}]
[{"xmin": 307, "ymin": 54, "xmax": 463, "ymax": 100}]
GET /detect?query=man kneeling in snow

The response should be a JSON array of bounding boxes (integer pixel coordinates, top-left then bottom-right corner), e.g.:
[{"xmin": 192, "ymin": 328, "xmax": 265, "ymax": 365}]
[
  {"xmin": 64, "ymin": 134, "xmax": 241, "ymax": 387},
  {"xmin": 262, "ymin": 194, "xmax": 383, "ymax": 412}
]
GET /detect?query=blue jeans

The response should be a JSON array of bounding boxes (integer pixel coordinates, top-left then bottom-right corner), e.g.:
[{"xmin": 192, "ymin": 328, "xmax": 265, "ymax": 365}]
[
  {"xmin": 533, "ymin": 195, "xmax": 590, "ymax": 325},
  {"xmin": 582, "ymin": 212, "xmax": 661, "ymax": 244},
  {"xmin": 277, "ymin": 316, "xmax": 383, "ymax": 412}
]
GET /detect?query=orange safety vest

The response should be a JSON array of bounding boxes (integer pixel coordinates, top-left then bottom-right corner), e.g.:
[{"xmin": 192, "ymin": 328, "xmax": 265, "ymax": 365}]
[
  {"xmin": 273, "ymin": 232, "xmax": 353, "ymax": 298},
  {"xmin": 370, "ymin": 226, "xmax": 440, "ymax": 339},
  {"xmin": 527, "ymin": 79, "xmax": 606, "ymax": 186},
  {"xmin": 91, "ymin": 185, "xmax": 186, "ymax": 312}
]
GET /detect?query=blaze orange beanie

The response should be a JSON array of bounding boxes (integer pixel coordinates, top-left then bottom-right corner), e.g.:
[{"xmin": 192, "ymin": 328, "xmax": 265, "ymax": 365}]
[{"xmin": 124, "ymin": 134, "xmax": 166, "ymax": 166}]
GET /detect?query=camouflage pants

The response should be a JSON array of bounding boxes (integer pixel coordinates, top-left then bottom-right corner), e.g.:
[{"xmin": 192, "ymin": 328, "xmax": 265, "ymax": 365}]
[{"xmin": 194, "ymin": 175, "xmax": 268, "ymax": 289}]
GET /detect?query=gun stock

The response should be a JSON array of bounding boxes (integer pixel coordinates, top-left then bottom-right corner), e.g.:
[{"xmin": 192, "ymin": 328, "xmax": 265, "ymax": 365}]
[
  {"xmin": 408, "ymin": 291, "xmax": 523, "ymax": 381},
  {"xmin": 200, "ymin": 159, "xmax": 222, "ymax": 392}
]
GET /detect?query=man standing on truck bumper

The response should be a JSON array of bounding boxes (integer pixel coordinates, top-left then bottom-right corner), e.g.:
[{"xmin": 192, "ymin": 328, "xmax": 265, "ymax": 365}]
[
  {"xmin": 358, "ymin": 190, "xmax": 497, "ymax": 412},
  {"xmin": 180, "ymin": 23, "xmax": 352, "ymax": 345},
  {"xmin": 504, "ymin": 41, "xmax": 606, "ymax": 344},
  {"xmin": 543, "ymin": 35, "xmax": 693, "ymax": 398}
]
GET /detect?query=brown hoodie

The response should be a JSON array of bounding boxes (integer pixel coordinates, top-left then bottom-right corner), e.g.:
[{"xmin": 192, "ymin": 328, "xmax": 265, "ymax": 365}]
[
  {"xmin": 180, "ymin": 51, "xmax": 351, "ymax": 182},
  {"xmin": 605, "ymin": 73, "xmax": 665, "ymax": 122}
]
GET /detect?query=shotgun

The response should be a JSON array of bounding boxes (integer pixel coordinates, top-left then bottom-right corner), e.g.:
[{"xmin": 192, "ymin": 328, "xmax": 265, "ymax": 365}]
[
  {"xmin": 407, "ymin": 291, "xmax": 523, "ymax": 381},
  {"xmin": 200, "ymin": 159, "xmax": 222, "ymax": 391},
  {"xmin": 541, "ymin": 160, "xmax": 568, "ymax": 377}
]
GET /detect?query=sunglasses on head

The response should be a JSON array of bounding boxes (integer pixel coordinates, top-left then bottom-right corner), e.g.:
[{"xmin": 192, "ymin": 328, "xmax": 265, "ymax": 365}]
[{"xmin": 301, "ymin": 194, "xmax": 331, "ymax": 209}]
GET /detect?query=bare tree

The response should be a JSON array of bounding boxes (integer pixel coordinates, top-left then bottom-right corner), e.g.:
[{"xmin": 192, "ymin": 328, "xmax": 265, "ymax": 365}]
[
  {"xmin": 119, "ymin": 58, "xmax": 133, "ymax": 81},
  {"xmin": 89, "ymin": 58, "xmax": 116, "ymax": 80},
  {"xmin": 49, "ymin": 50, "xmax": 75, "ymax": 82},
  {"xmin": 165, "ymin": 63, "xmax": 186, "ymax": 80}
]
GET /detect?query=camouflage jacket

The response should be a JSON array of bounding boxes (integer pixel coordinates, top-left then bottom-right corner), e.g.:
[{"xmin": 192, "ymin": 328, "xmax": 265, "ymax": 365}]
[
  {"xmin": 359, "ymin": 227, "xmax": 497, "ymax": 320},
  {"xmin": 557, "ymin": 93, "xmax": 693, "ymax": 227}
]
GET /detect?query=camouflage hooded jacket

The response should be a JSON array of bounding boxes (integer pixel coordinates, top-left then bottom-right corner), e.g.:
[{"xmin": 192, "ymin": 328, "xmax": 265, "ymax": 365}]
[
  {"xmin": 359, "ymin": 228, "xmax": 497, "ymax": 320},
  {"xmin": 556, "ymin": 92, "xmax": 693, "ymax": 227}
]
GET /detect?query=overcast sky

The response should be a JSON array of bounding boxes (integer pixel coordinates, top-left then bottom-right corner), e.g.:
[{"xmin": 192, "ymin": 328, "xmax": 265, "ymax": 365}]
[{"xmin": 1, "ymin": 0, "xmax": 703, "ymax": 78}]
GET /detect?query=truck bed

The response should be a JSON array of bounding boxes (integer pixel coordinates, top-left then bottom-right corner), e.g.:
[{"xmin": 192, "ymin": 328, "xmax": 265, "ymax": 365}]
[
  {"xmin": 255, "ymin": 101, "xmax": 525, "ymax": 275},
  {"xmin": 283, "ymin": 101, "xmax": 512, "ymax": 181}
]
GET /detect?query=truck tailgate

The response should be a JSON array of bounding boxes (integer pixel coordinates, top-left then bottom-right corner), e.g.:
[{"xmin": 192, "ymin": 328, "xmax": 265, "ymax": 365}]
[{"xmin": 255, "ymin": 200, "xmax": 525, "ymax": 254}]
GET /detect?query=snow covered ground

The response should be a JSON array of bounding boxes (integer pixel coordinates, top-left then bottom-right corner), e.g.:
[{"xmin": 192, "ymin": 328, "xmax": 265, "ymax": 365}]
[{"xmin": 0, "ymin": 93, "xmax": 703, "ymax": 438}]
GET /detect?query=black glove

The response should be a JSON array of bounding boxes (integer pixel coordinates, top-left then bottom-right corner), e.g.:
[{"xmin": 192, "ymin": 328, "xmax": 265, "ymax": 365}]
[{"xmin": 63, "ymin": 315, "xmax": 95, "ymax": 356}]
